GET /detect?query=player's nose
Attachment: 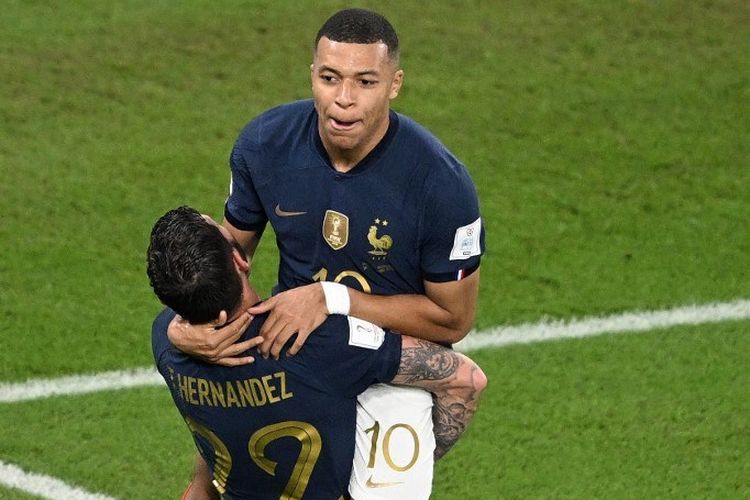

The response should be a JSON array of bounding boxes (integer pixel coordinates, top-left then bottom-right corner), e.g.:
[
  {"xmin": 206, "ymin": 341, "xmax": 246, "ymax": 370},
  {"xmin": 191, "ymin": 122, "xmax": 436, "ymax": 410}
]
[{"xmin": 335, "ymin": 80, "xmax": 355, "ymax": 107}]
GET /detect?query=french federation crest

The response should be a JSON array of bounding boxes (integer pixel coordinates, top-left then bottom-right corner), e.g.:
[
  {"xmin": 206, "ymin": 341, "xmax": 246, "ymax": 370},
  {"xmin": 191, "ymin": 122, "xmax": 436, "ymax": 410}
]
[
  {"xmin": 367, "ymin": 218, "xmax": 393, "ymax": 256},
  {"xmin": 322, "ymin": 210, "xmax": 349, "ymax": 250}
]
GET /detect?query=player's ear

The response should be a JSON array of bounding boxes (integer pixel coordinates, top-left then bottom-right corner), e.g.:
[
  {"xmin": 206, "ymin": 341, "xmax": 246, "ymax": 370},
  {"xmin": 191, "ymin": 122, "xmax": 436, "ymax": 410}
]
[
  {"xmin": 389, "ymin": 69, "xmax": 404, "ymax": 100},
  {"xmin": 232, "ymin": 248, "xmax": 249, "ymax": 273}
]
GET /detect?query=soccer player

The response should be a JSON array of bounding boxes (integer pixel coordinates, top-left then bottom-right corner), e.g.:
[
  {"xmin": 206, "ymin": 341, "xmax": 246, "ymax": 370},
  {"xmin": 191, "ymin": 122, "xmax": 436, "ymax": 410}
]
[
  {"xmin": 169, "ymin": 8, "xmax": 484, "ymax": 498},
  {"xmin": 148, "ymin": 207, "xmax": 486, "ymax": 499}
]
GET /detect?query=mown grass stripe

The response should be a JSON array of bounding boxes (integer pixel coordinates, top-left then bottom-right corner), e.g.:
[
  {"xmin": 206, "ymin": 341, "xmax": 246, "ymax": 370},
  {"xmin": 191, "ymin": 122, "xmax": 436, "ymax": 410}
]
[
  {"xmin": 2, "ymin": 300, "xmax": 749, "ymax": 404},
  {"xmin": 0, "ymin": 460, "xmax": 117, "ymax": 500}
]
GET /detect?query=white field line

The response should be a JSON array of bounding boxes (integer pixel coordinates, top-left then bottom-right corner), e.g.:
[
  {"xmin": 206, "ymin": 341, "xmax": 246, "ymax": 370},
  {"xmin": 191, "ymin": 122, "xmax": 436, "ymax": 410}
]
[
  {"xmin": 454, "ymin": 298, "xmax": 750, "ymax": 352},
  {"xmin": 0, "ymin": 460, "xmax": 116, "ymax": 500},
  {"xmin": 1, "ymin": 299, "xmax": 748, "ymax": 405},
  {"xmin": 0, "ymin": 368, "xmax": 163, "ymax": 404}
]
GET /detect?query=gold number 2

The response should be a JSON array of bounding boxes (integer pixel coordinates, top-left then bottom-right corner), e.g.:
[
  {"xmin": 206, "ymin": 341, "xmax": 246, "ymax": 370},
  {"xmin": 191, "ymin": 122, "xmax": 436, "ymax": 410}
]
[
  {"xmin": 249, "ymin": 421, "xmax": 322, "ymax": 500},
  {"xmin": 364, "ymin": 421, "xmax": 420, "ymax": 472},
  {"xmin": 185, "ymin": 417, "xmax": 233, "ymax": 494},
  {"xmin": 185, "ymin": 418, "xmax": 322, "ymax": 500}
]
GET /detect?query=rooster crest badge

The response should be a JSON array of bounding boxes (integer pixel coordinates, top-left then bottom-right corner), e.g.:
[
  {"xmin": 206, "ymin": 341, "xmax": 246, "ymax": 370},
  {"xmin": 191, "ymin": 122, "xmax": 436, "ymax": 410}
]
[{"xmin": 367, "ymin": 218, "xmax": 393, "ymax": 256}]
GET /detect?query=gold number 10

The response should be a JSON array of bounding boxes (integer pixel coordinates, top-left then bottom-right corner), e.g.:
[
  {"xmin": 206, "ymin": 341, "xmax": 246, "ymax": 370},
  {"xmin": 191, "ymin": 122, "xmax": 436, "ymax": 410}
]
[
  {"xmin": 364, "ymin": 421, "xmax": 420, "ymax": 472},
  {"xmin": 313, "ymin": 267, "xmax": 372, "ymax": 293}
]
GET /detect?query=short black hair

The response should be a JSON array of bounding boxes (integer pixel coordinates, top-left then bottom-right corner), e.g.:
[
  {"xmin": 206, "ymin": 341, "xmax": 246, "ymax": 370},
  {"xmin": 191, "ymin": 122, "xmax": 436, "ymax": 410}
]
[
  {"xmin": 315, "ymin": 8, "xmax": 399, "ymax": 62},
  {"xmin": 146, "ymin": 206, "xmax": 242, "ymax": 324}
]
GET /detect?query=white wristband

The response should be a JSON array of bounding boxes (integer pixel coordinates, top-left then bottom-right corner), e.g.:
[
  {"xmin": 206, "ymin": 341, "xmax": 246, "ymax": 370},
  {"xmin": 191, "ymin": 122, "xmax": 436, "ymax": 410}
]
[{"xmin": 321, "ymin": 281, "xmax": 350, "ymax": 315}]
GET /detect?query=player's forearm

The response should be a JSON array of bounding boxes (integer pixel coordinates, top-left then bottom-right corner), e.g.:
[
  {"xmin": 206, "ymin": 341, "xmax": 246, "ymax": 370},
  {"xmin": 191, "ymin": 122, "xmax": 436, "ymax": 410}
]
[
  {"xmin": 348, "ymin": 290, "xmax": 473, "ymax": 344},
  {"xmin": 222, "ymin": 220, "xmax": 262, "ymax": 259},
  {"xmin": 430, "ymin": 354, "xmax": 486, "ymax": 459},
  {"xmin": 184, "ymin": 453, "xmax": 220, "ymax": 500},
  {"xmin": 392, "ymin": 337, "xmax": 487, "ymax": 459},
  {"xmin": 431, "ymin": 371, "xmax": 483, "ymax": 460}
]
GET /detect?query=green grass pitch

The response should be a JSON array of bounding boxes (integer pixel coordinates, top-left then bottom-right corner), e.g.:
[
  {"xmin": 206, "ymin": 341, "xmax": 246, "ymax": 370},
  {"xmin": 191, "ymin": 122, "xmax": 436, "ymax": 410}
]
[{"xmin": 0, "ymin": 0, "xmax": 748, "ymax": 498}]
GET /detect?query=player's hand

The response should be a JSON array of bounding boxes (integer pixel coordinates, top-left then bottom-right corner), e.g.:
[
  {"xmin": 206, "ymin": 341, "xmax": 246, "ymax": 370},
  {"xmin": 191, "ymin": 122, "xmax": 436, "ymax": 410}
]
[
  {"xmin": 248, "ymin": 283, "xmax": 328, "ymax": 359},
  {"xmin": 167, "ymin": 311, "xmax": 260, "ymax": 366},
  {"xmin": 182, "ymin": 479, "xmax": 221, "ymax": 500}
]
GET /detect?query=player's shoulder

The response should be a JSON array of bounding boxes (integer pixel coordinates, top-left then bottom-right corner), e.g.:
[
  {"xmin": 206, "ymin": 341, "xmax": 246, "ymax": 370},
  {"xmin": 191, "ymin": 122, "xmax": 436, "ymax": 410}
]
[
  {"xmin": 253, "ymin": 99, "xmax": 315, "ymax": 131},
  {"xmin": 152, "ymin": 307, "xmax": 176, "ymax": 337},
  {"xmin": 235, "ymin": 99, "xmax": 315, "ymax": 151},
  {"xmin": 151, "ymin": 307, "xmax": 177, "ymax": 361},
  {"xmin": 394, "ymin": 111, "xmax": 472, "ymax": 182},
  {"xmin": 296, "ymin": 316, "xmax": 401, "ymax": 395},
  {"xmin": 304, "ymin": 314, "xmax": 349, "ymax": 346},
  {"xmin": 395, "ymin": 112, "xmax": 451, "ymax": 158}
]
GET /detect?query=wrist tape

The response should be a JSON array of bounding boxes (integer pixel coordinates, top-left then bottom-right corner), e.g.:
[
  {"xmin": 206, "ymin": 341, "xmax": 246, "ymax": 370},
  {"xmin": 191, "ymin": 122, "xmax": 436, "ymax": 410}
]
[{"xmin": 321, "ymin": 281, "xmax": 350, "ymax": 315}]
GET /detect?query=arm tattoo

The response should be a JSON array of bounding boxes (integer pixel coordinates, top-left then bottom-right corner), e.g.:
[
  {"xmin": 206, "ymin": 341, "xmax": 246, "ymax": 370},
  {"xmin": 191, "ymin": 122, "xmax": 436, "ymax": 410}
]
[
  {"xmin": 393, "ymin": 338, "xmax": 484, "ymax": 460},
  {"xmin": 396, "ymin": 338, "xmax": 459, "ymax": 383},
  {"xmin": 432, "ymin": 364, "xmax": 482, "ymax": 460}
]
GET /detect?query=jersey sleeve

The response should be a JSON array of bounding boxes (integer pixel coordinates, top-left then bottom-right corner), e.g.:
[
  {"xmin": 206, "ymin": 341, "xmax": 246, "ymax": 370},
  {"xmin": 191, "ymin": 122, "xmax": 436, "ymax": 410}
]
[
  {"xmin": 223, "ymin": 138, "xmax": 268, "ymax": 232},
  {"xmin": 419, "ymin": 160, "xmax": 485, "ymax": 282},
  {"xmin": 313, "ymin": 316, "xmax": 402, "ymax": 398}
]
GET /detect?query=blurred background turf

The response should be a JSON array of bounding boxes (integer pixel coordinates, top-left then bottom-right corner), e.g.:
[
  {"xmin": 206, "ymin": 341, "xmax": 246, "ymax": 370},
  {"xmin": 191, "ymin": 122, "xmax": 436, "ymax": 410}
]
[
  {"xmin": 0, "ymin": 1, "xmax": 748, "ymax": 498},
  {"xmin": 1, "ymin": 0, "xmax": 747, "ymax": 379}
]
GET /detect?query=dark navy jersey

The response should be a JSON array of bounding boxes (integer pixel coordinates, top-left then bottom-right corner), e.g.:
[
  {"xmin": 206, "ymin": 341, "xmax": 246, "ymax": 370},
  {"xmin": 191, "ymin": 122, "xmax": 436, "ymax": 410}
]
[
  {"xmin": 224, "ymin": 100, "xmax": 484, "ymax": 296},
  {"xmin": 152, "ymin": 308, "xmax": 401, "ymax": 499}
]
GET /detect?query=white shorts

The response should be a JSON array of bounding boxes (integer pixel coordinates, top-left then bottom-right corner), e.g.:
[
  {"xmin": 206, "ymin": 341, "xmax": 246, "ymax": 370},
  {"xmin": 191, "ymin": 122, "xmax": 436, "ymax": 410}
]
[{"xmin": 348, "ymin": 383, "xmax": 435, "ymax": 500}]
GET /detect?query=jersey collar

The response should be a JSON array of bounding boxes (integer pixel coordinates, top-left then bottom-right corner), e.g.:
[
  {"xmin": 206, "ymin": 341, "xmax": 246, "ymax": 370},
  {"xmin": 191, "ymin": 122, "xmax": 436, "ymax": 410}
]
[{"xmin": 311, "ymin": 110, "xmax": 400, "ymax": 176}]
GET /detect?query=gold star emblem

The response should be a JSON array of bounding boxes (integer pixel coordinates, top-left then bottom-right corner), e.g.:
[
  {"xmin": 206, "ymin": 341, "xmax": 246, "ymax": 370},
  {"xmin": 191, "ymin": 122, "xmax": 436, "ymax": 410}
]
[
  {"xmin": 382, "ymin": 220, "xmax": 388, "ymax": 226},
  {"xmin": 374, "ymin": 218, "xmax": 381, "ymax": 224}
]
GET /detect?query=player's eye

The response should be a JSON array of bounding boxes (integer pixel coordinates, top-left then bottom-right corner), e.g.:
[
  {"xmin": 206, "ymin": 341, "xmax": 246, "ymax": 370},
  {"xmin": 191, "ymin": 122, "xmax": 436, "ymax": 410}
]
[
  {"xmin": 320, "ymin": 74, "xmax": 336, "ymax": 83},
  {"xmin": 360, "ymin": 79, "xmax": 377, "ymax": 87}
]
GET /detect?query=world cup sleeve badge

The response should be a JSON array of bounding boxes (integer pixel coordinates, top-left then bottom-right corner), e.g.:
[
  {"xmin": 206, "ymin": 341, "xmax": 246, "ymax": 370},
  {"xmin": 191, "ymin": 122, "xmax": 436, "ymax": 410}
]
[
  {"xmin": 347, "ymin": 317, "xmax": 386, "ymax": 349},
  {"xmin": 449, "ymin": 217, "xmax": 482, "ymax": 261}
]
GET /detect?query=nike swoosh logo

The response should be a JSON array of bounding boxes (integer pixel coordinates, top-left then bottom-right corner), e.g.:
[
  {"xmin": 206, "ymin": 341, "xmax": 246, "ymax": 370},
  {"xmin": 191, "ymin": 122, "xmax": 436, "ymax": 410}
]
[
  {"xmin": 274, "ymin": 204, "xmax": 307, "ymax": 217},
  {"xmin": 366, "ymin": 475, "xmax": 404, "ymax": 489}
]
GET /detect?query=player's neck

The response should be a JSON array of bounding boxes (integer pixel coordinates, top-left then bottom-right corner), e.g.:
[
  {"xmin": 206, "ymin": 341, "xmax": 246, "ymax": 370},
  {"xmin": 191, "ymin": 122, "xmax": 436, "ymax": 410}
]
[
  {"xmin": 227, "ymin": 279, "xmax": 259, "ymax": 323},
  {"xmin": 323, "ymin": 118, "xmax": 390, "ymax": 173}
]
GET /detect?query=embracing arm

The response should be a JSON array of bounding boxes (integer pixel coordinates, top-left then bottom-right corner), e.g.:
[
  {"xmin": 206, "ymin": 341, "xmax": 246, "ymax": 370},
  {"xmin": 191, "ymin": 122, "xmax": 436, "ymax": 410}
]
[
  {"xmin": 170, "ymin": 216, "xmax": 479, "ymax": 360},
  {"xmin": 249, "ymin": 269, "xmax": 480, "ymax": 359},
  {"xmin": 391, "ymin": 335, "xmax": 487, "ymax": 459},
  {"xmin": 349, "ymin": 269, "xmax": 480, "ymax": 344},
  {"xmin": 222, "ymin": 219, "xmax": 263, "ymax": 259}
]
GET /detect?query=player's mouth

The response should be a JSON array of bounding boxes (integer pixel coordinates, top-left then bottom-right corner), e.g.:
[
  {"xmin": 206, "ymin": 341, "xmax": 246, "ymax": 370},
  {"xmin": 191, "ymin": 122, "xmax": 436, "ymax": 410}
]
[{"xmin": 329, "ymin": 117, "xmax": 360, "ymax": 131}]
